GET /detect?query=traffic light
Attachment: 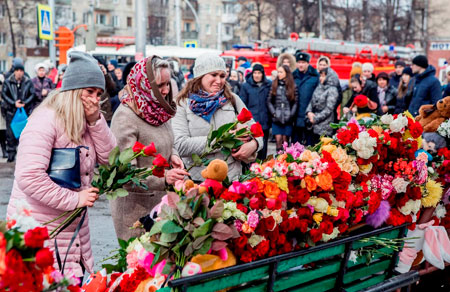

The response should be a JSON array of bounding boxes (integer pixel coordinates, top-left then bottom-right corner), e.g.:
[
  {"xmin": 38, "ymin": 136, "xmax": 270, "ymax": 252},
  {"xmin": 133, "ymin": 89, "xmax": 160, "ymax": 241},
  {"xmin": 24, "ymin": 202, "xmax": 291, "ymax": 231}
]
[{"xmin": 55, "ymin": 26, "xmax": 74, "ymax": 64}]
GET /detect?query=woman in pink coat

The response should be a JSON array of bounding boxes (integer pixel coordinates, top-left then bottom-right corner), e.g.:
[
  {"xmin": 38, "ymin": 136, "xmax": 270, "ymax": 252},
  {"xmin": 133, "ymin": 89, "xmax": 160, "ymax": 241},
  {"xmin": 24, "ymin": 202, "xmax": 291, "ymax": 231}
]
[{"xmin": 6, "ymin": 51, "xmax": 116, "ymax": 279}]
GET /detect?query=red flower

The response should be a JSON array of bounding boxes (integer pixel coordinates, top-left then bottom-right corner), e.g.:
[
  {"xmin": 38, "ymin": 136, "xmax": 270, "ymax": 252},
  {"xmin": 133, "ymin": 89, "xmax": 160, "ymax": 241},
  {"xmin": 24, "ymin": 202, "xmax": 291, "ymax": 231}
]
[
  {"xmin": 35, "ymin": 248, "xmax": 54, "ymax": 268},
  {"xmin": 237, "ymin": 108, "xmax": 253, "ymax": 123},
  {"xmin": 297, "ymin": 207, "xmax": 313, "ymax": 220},
  {"xmin": 338, "ymin": 223, "xmax": 349, "ymax": 234},
  {"xmin": 353, "ymin": 209, "xmax": 364, "ymax": 224},
  {"xmin": 152, "ymin": 154, "xmax": 169, "ymax": 168},
  {"xmin": 234, "ymin": 236, "xmax": 248, "ymax": 250},
  {"xmin": 319, "ymin": 221, "xmax": 334, "ymax": 235},
  {"xmin": 368, "ymin": 192, "xmax": 381, "ymax": 215},
  {"xmin": 221, "ymin": 190, "xmax": 242, "ymax": 202},
  {"xmin": 336, "ymin": 129, "xmax": 352, "ymax": 145},
  {"xmin": 386, "ymin": 209, "xmax": 412, "ymax": 226},
  {"xmin": 408, "ymin": 119, "xmax": 423, "ymax": 139},
  {"xmin": 240, "ymin": 250, "xmax": 254, "ymax": 263},
  {"xmin": 256, "ymin": 240, "xmax": 270, "ymax": 258},
  {"xmin": 143, "ymin": 142, "xmax": 157, "ymax": 156},
  {"xmin": 132, "ymin": 141, "xmax": 145, "ymax": 153},
  {"xmin": 407, "ymin": 186, "xmax": 422, "ymax": 200},
  {"xmin": 249, "ymin": 195, "xmax": 264, "ymax": 210},
  {"xmin": 236, "ymin": 203, "xmax": 248, "ymax": 214},
  {"xmin": 250, "ymin": 123, "xmax": 264, "ymax": 138},
  {"xmin": 152, "ymin": 167, "xmax": 165, "ymax": 178},
  {"xmin": 354, "ymin": 94, "xmax": 369, "ymax": 108},
  {"xmin": 309, "ymin": 228, "xmax": 323, "ymax": 243},
  {"xmin": 24, "ymin": 226, "xmax": 49, "ymax": 248},
  {"xmin": 298, "ymin": 219, "xmax": 309, "ymax": 233},
  {"xmin": 263, "ymin": 216, "xmax": 276, "ymax": 231}
]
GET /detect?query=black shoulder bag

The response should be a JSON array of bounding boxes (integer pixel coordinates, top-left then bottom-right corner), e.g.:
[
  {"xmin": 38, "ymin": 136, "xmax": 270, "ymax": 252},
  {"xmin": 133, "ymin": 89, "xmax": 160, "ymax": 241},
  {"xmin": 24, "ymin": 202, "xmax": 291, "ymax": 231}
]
[{"xmin": 47, "ymin": 146, "xmax": 89, "ymax": 189}]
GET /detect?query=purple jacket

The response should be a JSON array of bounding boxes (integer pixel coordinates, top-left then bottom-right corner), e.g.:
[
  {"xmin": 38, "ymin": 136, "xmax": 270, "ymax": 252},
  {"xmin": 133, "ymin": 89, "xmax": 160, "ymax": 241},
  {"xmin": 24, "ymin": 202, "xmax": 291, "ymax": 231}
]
[
  {"xmin": 31, "ymin": 76, "xmax": 54, "ymax": 105},
  {"xmin": 7, "ymin": 106, "xmax": 116, "ymax": 276}
]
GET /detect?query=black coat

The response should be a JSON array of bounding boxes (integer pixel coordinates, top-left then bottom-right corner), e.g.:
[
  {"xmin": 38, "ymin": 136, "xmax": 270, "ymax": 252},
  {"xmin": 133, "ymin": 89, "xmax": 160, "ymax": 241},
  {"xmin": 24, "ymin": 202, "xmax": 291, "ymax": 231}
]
[
  {"xmin": 239, "ymin": 77, "xmax": 272, "ymax": 130},
  {"xmin": 267, "ymin": 80, "xmax": 299, "ymax": 125},
  {"xmin": 378, "ymin": 85, "xmax": 397, "ymax": 114},
  {"xmin": 1, "ymin": 74, "xmax": 35, "ymax": 116},
  {"xmin": 394, "ymin": 79, "xmax": 415, "ymax": 114},
  {"xmin": 293, "ymin": 66, "xmax": 319, "ymax": 127},
  {"xmin": 408, "ymin": 66, "xmax": 442, "ymax": 116},
  {"xmin": 346, "ymin": 80, "xmax": 382, "ymax": 115}
]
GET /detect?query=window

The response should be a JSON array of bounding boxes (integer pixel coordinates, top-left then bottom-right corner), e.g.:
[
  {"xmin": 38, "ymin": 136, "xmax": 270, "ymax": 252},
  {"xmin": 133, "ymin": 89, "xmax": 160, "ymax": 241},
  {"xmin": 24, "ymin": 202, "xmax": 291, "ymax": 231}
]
[
  {"xmin": 127, "ymin": 0, "xmax": 132, "ymax": 5},
  {"xmin": 73, "ymin": 12, "xmax": 76, "ymax": 22},
  {"xmin": 127, "ymin": 17, "xmax": 132, "ymax": 27},
  {"xmin": 204, "ymin": 4, "xmax": 210, "ymax": 13},
  {"xmin": 206, "ymin": 24, "xmax": 211, "ymax": 35},
  {"xmin": 112, "ymin": 15, "xmax": 120, "ymax": 27},
  {"xmin": 83, "ymin": 12, "xmax": 89, "ymax": 24},
  {"xmin": 216, "ymin": 5, "xmax": 221, "ymax": 16},
  {"xmin": 18, "ymin": 35, "xmax": 24, "ymax": 46},
  {"xmin": 0, "ymin": 4, "xmax": 5, "ymax": 18},
  {"xmin": 225, "ymin": 26, "xmax": 231, "ymax": 35},
  {"xmin": 0, "ymin": 32, "xmax": 6, "ymax": 45},
  {"xmin": 184, "ymin": 22, "xmax": 191, "ymax": 32},
  {"xmin": 17, "ymin": 8, "xmax": 24, "ymax": 19},
  {"xmin": 96, "ymin": 13, "xmax": 106, "ymax": 25},
  {"xmin": 0, "ymin": 60, "xmax": 6, "ymax": 72}
]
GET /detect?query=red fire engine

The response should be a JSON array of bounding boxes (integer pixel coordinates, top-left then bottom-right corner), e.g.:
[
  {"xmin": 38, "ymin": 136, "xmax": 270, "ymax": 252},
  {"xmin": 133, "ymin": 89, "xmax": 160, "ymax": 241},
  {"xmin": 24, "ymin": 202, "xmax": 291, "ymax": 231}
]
[{"xmin": 221, "ymin": 36, "xmax": 420, "ymax": 80}]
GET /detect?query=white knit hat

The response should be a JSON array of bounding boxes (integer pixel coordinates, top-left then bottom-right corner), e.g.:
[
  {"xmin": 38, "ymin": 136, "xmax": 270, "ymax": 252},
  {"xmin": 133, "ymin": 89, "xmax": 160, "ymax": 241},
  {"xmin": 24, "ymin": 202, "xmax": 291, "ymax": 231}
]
[
  {"xmin": 193, "ymin": 53, "xmax": 226, "ymax": 78},
  {"xmin": 362, "ymin": 62, "xmax": 374, "ymax": 73}
]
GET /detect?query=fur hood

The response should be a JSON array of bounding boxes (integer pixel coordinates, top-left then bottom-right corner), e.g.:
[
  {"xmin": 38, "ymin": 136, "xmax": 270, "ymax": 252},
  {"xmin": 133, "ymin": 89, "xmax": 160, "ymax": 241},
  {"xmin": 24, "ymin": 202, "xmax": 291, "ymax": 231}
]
[{"xmin": 276, "ymin": 53, "xmax": 296, "ymax": 72}]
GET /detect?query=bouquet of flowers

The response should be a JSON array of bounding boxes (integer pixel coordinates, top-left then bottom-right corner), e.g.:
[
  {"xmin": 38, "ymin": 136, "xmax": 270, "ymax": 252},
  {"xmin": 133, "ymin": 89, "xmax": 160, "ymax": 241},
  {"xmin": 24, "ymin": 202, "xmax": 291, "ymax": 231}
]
[
  {"xmin": 188, "ymin": 108, "xmax": 264, "ymax": 171},
  {"xmin": 1, "ymin": 201, "xmax": 80, "ymax": 291},
  {"xmin": 437, "ymin": 119, "xmax": 450, "ymax": 139},
  {"xmin": 47, "ymin": 142, "xmax": 168, "ymax": 238}
]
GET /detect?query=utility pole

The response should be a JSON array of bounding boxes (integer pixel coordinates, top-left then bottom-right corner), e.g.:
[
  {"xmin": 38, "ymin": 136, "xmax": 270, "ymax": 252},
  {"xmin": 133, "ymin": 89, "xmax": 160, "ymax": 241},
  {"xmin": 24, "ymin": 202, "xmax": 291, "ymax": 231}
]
[
  {"xmin": 135, "ymin": 0, "xmax": 147, "ymax": 59},
  {"xmin": 319, "ymin": 0, "xmax": 323, "ymax": 39},
  {"xmin": 175, "ymin": 0, "xmax": 181, "ymax": 47},
  {"xmin": 48, "ymin": 0, "xmax": 56, "ymax": 64}
]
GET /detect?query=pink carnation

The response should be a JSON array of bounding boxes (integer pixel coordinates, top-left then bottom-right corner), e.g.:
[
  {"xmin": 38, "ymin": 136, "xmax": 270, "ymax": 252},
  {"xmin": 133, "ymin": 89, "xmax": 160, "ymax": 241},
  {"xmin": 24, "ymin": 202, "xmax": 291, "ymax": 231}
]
[
  {"xmin": 234, "ymin": 220, "xmax": 243, "ymax": 232},
  {"xmin": 247, "ymin": 210, "xmax": 259, "ymax": 229},
  {"xmin": 126, "ymin": 250, "xmax": 139, "ymax": 269}
]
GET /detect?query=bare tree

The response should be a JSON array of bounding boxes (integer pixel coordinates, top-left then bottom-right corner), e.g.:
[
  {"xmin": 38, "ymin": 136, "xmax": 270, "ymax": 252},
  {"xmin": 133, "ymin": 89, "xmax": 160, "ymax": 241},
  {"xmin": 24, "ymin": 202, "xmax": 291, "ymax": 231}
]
[
  {"xmin": 237, "ymin": 0, "xmax": 275, "ymax": 40},
  {"xmin": 5, "ymin": 0, "xmax": 16, "ymax": 56}
]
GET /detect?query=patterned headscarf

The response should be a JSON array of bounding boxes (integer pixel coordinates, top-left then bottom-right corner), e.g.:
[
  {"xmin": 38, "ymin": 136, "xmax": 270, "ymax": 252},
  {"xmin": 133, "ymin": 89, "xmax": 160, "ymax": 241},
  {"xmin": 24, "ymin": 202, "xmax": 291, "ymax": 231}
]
[{"xmin": 120, "ymin": 57, "xmax": 175, "ymax": 126}]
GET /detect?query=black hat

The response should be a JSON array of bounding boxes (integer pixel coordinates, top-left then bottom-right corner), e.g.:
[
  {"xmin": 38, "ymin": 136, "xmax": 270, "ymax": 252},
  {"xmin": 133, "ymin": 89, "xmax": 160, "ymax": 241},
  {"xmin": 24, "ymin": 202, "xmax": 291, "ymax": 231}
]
[
  {"xmin": 412, "ymin": 55, "xmax": 428, "ymax": 69},
  {"xmin": 295, "ymin": 52, "xmax": 311, "ymax": 63},
  {"xmin": 402, "ymin": 67, "xmax": 413, "ymax": 77},
  {"xmin": 252, "ymin": 63, "xmax": 264, "ymax": 73},
  {"xmin": 376, "ymin": 72, "xmax": 389, "ymax": 81},
  {"xmin": 14, "ymin": 64, "xmax": 24, "ymax": 71},
  {"xmin": 237, "ymin": 56, "xmax": 247, "ymax": 62},
  {"xmin": 394, "ymin": 60, "xmax": 406, "ymax": 67}
]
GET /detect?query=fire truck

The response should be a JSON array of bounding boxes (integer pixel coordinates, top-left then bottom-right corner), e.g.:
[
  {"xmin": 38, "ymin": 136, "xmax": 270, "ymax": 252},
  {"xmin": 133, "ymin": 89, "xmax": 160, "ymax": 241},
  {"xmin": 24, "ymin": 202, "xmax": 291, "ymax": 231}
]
[{"xmin": 221, "ymin": 37, "xmax": 422, "ymax": 80}]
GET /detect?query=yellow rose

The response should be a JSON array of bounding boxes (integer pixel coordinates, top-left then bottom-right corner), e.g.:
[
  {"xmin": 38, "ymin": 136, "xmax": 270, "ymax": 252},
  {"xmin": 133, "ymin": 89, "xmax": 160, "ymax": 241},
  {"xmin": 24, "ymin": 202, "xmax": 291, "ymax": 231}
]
[
  {"xmin": 321, "ymin": 137, "xmax": 334, "ymax": 145},
  {"xmin": 327, "ymin": 206, "xmax": 339, "ymax": 217},
  {"xmin": 313, "ymin": 213, "xmax": 323, "ymax": 224},
  {"xmin": 350, "ymin": 162, "xmax": 360, "ymax": 176},
  {"xmin": 300, "ymin": 150, "xmax": 313, "ymax": 162},
  {"xmin": 322, "ymin": 144, "xmax": 337, "ymax": 154},
  {"xmin": 359, "ymin": 163, "xmax": 373, "ymax": 174},
  {"xmin": 371, "ymin": 126, "xmax": 383, "ymax": 134},
  {"xmin": 332, "ymin": 147, "xmax": 348, "ymax": 164}
]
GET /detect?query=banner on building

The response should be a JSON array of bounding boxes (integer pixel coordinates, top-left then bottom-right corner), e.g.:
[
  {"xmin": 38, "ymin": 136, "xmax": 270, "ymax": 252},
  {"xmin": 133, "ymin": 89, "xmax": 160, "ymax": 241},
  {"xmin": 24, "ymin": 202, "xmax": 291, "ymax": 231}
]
[{"xmin": 430, "ymin": 42, "xmax": 450, "ymax": 51}]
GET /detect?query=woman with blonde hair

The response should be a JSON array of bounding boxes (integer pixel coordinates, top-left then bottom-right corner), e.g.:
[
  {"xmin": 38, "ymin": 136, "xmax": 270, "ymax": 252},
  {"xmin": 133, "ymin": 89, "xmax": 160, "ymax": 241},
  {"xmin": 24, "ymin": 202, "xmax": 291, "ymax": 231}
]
[
  {"xmin": 7, "ymin": 51, "xmax": 116, "ymax": 281},
  {"xmin": 173, "ymin": 53, "xmax": 263, "ymax": 181},
  {"xmin": 110, "ymin": 56, "xmax": 188, "ymax": 240}
]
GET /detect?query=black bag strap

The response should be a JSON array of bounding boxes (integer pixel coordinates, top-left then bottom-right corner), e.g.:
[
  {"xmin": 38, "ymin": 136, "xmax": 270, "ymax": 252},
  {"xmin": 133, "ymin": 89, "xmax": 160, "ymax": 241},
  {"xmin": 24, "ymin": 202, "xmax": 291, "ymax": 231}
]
[{"xmin": 55, "ymin": 207, "xmax": 87, "ymax": 274}]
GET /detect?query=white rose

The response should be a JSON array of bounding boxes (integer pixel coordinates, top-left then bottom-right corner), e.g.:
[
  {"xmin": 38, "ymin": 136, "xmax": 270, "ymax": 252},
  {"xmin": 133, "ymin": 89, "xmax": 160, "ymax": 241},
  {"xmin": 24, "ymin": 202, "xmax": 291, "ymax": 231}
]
[
  {"xmin": 390, "ymin": 114, "xmax": 408, "ymax": 133},
  {"xmin": 380, "ymin": 114, "xmax": 394, "ymax": 125},
  {"xmin": 392, "ymin": 177, "xmax": 409, "ymax": 193},
  {"xmin": 357, "ymin": 148, "xmax": 374, "ymax": 159}
]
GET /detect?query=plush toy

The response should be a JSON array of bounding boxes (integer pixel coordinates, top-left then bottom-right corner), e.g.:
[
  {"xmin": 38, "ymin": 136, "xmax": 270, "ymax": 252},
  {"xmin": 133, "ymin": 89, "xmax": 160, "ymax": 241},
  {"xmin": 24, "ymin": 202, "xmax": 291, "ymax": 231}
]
[
  {"xmin": 416, "ymin": 96, "xmax": 450, "ymax": 132},
  {"xmin": 190, "ymin": 247, "xmax": 237, "ymax": 273},
  {"xmin": 422, "ymin": 132, "xmax": 447, "ymax": 154},
  {"xmin": 198, "ymin": 159, "xmax": 228, "ymax": 195}
]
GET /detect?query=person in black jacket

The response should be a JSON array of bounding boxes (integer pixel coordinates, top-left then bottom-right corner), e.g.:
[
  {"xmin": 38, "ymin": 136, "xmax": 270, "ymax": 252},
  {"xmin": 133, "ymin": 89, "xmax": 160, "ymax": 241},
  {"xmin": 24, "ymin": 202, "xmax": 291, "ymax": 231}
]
[
  {"xmin": 343, "ymin": 74, "xmax": 381, "ymax": 118},
  {"xmin": 1, "ymin": 64, "xmax": 35, "ymax": 162},
  {"xmin": 240, "ymin": 64, "xmax": 272, "ymax": 159},
  {"xmin": 394, "ymin": 67, "xmax": 415, "ymax": 114},
  {"xmin": 267, "ymin": 65, "xmax": 298, "ymax": 152},
  {"xmin": 376, "ymin": 72, "xmax": 397, "ymax": 114},
  {"xmin": 389, "ymin": 60, "xmax": 406, "ymax": 89}
]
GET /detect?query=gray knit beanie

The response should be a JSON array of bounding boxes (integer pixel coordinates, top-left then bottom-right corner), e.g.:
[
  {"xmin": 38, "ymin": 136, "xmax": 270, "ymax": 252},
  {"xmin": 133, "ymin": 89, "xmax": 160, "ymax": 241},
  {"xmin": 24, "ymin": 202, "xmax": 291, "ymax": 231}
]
[
  {"xmin": 193, "ymin": 53, "xmax": 226, "ymax": 78},
  {"xmin": 61, "ymin": 51, "xmax": 105, "ymax": 92}
]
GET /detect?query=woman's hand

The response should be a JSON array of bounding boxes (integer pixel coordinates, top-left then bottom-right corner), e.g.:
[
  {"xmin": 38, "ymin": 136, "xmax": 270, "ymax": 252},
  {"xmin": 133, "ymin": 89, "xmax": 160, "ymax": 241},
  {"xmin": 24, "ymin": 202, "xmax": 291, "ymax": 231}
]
[
  {"xmin": 382, "ymin": 105, "xmax": 389, "ymax": 113},
  {"xmin": 307, "ymin": 112, "xmax": 315, "ymax": 124},
  {"xmin": 81, "ymin": 91, "xmax": 101, "ymax": 125},
  {"xmin": 170, "ymin": 155, "xmax": 184, "ymax": 169},
  {"xmin": 165, "ymin": 169, "xmax": 190, "ymax": 185},
  {"xmin": 232, "ymin": 139, "xmax": 257, "ymax": 161},
  {"xmin": 77, "ymin": 187, "xmax": 99, "ymax": 208},
  {"xmin": 343, "ymin": 107, "xmax": 350, "ymax": 114}
]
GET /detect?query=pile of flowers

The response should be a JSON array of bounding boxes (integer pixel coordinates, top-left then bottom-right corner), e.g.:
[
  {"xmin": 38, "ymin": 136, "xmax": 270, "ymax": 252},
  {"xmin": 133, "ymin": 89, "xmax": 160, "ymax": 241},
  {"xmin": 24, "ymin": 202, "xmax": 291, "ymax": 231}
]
[{"xmin": 0, "ymin": 201, "xmax": 80, "ymax": 291}]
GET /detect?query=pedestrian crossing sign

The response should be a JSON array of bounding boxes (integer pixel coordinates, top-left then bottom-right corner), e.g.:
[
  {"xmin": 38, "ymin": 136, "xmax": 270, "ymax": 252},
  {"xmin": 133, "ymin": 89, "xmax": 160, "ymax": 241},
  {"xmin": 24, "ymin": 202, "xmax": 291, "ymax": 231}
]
[
  {"xmin": 37, "ymin": 4, "xmax": 53, "ymax": 40},
  {"xmin": 184, "ymin": 41, "xmax": 197, "ymax": 48}
]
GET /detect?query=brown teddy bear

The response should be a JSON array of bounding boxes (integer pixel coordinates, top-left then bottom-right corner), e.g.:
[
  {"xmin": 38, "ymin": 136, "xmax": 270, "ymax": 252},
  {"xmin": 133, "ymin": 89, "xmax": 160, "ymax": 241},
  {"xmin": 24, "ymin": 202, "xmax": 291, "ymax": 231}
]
[
  {"xmin": 198, "ymin": 159, "xmax": 228, "ymax": 196},
  {"xmin": 415, "ymin": 96, "xmax": 450, "ymax": 132}
]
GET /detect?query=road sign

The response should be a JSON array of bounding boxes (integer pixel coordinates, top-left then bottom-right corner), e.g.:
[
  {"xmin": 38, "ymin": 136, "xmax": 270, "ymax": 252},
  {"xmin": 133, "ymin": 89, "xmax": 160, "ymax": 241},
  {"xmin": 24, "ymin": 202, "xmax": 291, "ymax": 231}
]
[
  {"xmin": 184, "ymin": 41, "xmax": 197, "ymax": 48},
  {"xmin": 37, "ymin": 4, "xmax": 53, "ymax": 40}
]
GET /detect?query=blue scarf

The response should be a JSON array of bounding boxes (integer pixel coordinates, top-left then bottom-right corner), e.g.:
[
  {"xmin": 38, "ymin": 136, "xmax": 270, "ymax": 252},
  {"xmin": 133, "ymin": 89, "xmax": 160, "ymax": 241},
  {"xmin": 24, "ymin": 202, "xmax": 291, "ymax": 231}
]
[{"xmin": 188, "ymin": 90, "xmax": 228, "ymax": 122}]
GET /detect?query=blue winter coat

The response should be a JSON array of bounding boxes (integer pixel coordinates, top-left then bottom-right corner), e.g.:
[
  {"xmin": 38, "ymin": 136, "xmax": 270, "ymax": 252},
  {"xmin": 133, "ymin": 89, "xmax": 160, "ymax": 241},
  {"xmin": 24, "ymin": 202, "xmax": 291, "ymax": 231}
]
[
  {"xmin": 293, "ymin": 66, "xmax": 319, "ymax": 127},
  {"xmin": 408, "ymin": 66, "xmax": 442, "ymax": 116},
  {"xmin": 239, "ymin": 76, "xmax": 272, "ymax": 130}
]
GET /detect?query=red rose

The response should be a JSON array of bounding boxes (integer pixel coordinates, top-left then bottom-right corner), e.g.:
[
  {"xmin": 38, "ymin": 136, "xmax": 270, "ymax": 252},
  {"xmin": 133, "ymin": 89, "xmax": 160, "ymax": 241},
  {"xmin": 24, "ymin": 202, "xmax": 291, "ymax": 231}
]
[
  {"xmin": 338, "ymin": 223, "xmax": 349, "ymax": 234},
  {"xmin": 236, "ymin": 203, "xmax": 248, "ymax": 214},
  {"xmin": 337, "ymin": 129, "xmax": 352, "ymax": 145},
  {"xmin": 297, "ymin": 207, "xmax": 313, "ymax": 220},
  {"xmin": 297, "ymin": 188, "xmax": 310, "ymax": 204},
  {"xmin": 240, "ymin": 250, "xmax": 254, "ymax": 263},
  {"xmin": 152, "ymin": 154, "xmax": 169, "ymax": 168},
  {"xmin": 132, "ymin": 141, "xmax": 145, "ymax": 153},
  {"xmin": 221, "ymin": 190, "xmax": 242, "ymax": 202},
  {"xmin": 263, "ymin": 216, "xmax": 276, "ymax": 231},
  {"xmin": 249, "ymin": 196, "xmax": 262, "ymax": 209},
  {"xmin": 152, "ymin": 167, "xmax": 165, "ymax": 178},
  {"xmin": 237, "ymin": 108, "xmax": 253, "ymax": 123},
  {"xmin": 407, "ymin": 186, "xmax": 422, "ymax": 200},
  {"xmin": 250, "ymin": 123, "xmax": 264, "ymax": 138},
  {"xmin": 309, "ymin": 228, "xmax": 323, "ymax": 243},
  {"xmin": 143, "ymin": 142, "xmax": 157, "ymax": 156},
  {"xmin": 354, "ymin": 94, "xmax": 369, "ymax": 108},
  {"xmin": 35, "ymin": 248, "xmax": 54, "ymax": 268},
  {"xmin": 24, "ymin": 227, "xmax": 49, "ymax": 248},
  {"xmin": 298, "ymin": 219, "xmax": 309, "ymax": 233},
  {"xmin": 408, "ymin": 120, "xmax": 423, "ymax": 139},
  {"xmin": 234, "ymin": 236, "xmax": 248, "ymax": 250},
  {"xmin": 319, "ymin": 221, "xmax": 334, "ymax": 235},
  {"xmin": 256, "ymin": 240, "xmax": 270, "ymax": 258}
]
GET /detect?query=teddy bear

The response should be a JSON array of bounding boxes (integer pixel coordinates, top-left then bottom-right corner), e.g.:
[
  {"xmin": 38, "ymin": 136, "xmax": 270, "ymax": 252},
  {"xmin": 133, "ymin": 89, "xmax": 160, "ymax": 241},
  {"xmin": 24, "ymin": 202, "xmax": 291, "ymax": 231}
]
[
  {"xmin": 416, "ymin": 96, "xmax": 450, "ymax": 133},
  {"xmin": 198, "ymin": 159, "xmax": 228, "ymax": 196}
]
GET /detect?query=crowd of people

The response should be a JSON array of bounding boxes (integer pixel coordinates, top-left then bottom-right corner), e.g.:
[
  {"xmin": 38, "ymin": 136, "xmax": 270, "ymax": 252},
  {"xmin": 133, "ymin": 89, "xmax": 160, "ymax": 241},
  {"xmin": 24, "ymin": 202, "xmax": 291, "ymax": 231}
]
[{"xmin": 1, "ymin": 49, "xmax": 448, "ymax": 281}]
